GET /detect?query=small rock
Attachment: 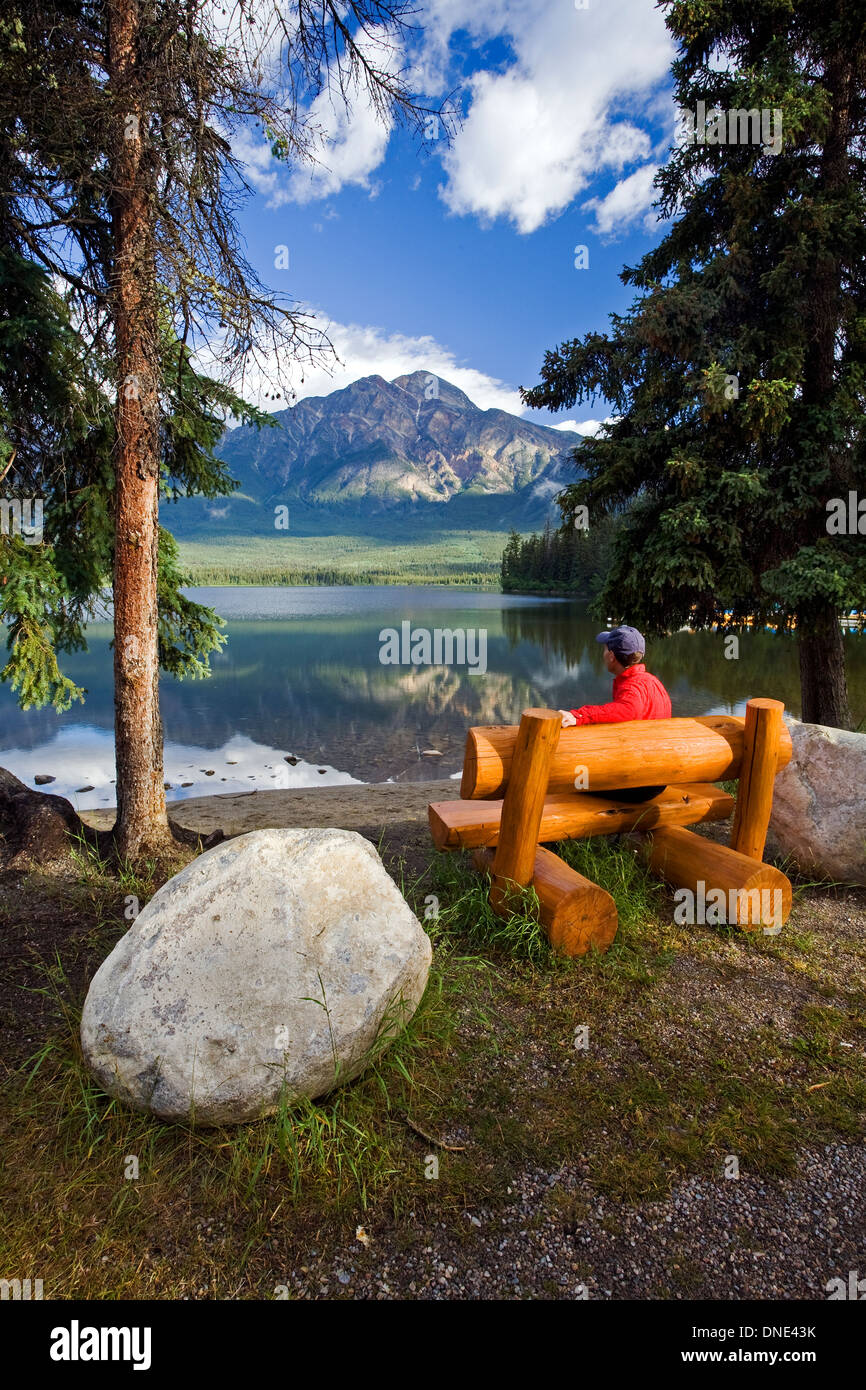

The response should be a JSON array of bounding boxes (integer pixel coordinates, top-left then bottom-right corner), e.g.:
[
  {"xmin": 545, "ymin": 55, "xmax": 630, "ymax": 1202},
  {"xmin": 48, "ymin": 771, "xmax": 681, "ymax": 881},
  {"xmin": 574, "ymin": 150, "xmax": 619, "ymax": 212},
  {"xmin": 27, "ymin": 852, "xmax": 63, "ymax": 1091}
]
[
  {"xmin": 75, "ymin": 786, "xmax": 95, "ymax": 794},
  {"xmin": 284, "ymin": 756, "xmax": 299, "ymax": 766},
  {"xmin": 34, "ymin": 775, "xmax": 55, "ymax": 786}
]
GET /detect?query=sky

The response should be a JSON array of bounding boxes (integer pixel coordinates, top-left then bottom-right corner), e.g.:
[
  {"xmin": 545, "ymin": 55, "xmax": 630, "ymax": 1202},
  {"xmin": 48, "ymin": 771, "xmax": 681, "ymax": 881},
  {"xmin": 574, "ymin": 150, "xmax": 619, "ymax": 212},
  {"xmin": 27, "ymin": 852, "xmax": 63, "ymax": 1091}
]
[{"xmin": 226, "ymin": 0, "xmax": 679, "ymax": 429}]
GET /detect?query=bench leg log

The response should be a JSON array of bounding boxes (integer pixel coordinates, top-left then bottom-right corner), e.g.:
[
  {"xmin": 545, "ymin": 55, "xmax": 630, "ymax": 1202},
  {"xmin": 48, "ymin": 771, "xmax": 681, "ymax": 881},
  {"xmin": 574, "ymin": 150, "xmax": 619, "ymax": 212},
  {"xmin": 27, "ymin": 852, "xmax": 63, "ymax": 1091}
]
[
  {"xmin": 488, "ymin": 708, "xmax": 562, "ymax": 905},
  {"xmin": 636, "ymin": 825, "xmax": 792, "ymax": 931},
  {"xmin": 730, "ymin": 697, "xmax": 785, "ymax": 860},
  {"xmin": 474, "ymin": 846, "xmax": 619, "ymax": 956}
]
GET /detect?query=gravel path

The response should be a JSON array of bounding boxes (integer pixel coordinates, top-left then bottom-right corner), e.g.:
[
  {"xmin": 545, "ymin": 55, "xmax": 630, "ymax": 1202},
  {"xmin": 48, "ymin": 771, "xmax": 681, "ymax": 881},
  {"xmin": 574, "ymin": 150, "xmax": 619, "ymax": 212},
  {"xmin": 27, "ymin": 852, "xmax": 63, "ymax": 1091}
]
[{"xmin": 278, "ymin": 1143, "xmax": 866, "ymax": 1300}]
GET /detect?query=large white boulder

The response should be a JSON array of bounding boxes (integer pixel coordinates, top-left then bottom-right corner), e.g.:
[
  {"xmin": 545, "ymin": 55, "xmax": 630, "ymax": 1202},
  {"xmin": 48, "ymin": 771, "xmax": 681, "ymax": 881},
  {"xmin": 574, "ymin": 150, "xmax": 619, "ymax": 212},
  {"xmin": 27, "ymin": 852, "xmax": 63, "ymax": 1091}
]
[
  {"xmin": 769, "ymin": 718, "xmax": 866, "ymax": 885},
  {"xmin": 81, "ymin": 828, "xmax": 432, "ymax": 1125}
]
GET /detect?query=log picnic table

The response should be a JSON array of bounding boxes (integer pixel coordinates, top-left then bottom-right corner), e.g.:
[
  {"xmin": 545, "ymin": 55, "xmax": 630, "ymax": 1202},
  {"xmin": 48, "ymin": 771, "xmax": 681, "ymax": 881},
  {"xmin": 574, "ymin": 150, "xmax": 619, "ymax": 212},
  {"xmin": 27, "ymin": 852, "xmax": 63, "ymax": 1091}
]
[{"xmin": 428, "ymin": 697, "xmax": 793, "ymax": 957}]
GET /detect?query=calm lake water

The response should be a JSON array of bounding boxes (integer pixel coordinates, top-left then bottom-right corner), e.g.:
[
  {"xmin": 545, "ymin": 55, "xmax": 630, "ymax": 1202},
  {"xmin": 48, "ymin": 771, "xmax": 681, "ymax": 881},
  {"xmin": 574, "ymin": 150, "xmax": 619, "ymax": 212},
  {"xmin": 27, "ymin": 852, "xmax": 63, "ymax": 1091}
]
[{"xmin": 2, "ymin": 585, "xmax": 865, "ymax": 811}]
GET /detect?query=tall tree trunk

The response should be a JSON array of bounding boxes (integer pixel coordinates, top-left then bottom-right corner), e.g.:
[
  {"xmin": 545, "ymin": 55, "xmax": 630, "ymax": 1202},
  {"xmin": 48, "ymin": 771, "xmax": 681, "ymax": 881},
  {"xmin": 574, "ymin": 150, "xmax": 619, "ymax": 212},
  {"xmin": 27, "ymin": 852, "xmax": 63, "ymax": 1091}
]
[
  {"xmin": 798, "ymin": 43, "xmax": 854, "ymax": 730},
  {"xmin": 798, "ymin": 601, "xmax": 851, "ymax": 727},
  {"xmin": 108, "ymin": 0, "xmax": 170, "ymax": 857}
]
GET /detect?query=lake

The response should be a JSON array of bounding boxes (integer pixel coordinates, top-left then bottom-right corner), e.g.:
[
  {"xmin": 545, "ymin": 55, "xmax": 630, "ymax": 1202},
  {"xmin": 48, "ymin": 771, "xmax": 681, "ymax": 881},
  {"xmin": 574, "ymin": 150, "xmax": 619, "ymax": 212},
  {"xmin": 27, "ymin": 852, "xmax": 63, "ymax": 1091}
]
[{"xmin": 2, "ymin": 585, "xmax": 864, "ymax": 811}]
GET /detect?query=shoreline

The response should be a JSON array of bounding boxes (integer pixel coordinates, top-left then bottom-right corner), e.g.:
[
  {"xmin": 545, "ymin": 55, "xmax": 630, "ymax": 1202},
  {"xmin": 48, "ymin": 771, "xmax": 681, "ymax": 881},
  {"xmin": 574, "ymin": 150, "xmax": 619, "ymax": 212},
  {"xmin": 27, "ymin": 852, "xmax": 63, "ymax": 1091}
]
[{"xmin": 80, "ymin": 777, "xmax": 461, "ymax": 838}]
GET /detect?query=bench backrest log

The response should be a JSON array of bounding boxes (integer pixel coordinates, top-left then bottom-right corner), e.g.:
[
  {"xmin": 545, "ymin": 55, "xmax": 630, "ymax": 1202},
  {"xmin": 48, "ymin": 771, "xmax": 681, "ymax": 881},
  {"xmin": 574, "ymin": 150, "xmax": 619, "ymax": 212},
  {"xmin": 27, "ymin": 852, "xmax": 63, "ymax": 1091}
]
[{"xmin": 461, "ymin": 707, "xmax": 792, "ymax": 801}]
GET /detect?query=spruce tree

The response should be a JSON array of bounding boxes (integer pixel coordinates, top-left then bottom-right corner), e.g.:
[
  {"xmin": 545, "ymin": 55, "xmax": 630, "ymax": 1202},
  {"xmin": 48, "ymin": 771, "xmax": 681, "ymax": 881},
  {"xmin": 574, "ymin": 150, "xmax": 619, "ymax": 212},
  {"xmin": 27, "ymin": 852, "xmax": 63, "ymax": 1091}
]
[
  {"xmin": 523, "ymin": 0, "xmax": 866, "ymax": 728},
  {"xmin": 501, "ymin": 529, "xmax": 522, "ymax": 590}
]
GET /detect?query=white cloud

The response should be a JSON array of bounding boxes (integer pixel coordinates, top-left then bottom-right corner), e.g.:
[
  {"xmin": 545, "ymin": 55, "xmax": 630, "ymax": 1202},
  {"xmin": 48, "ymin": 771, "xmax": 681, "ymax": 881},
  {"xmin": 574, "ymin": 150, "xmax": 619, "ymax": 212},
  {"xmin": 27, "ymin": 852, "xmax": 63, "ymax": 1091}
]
[
  {"xmin": 228, "ymin": 123, "xmax": 282, "ymax": 200},
  {"xmin": 280, "ymin": 85, "xmax": 394, "ymax": 206},
  {"xmin": 266, "ymin": 23, "xmax": 400, "ymax": 207},
  {"xmin": 219, "ymin": 19, "xmax": 400, "ymax": 207},
  {"xmin": 552, "ymin": 418, "xmax": 614, "ymax": 437},
  {"xmin": 405, "ymin": 0, "xmax": 487, "ymax": 95},
  {"xmin": 225, "ymin": 0, "xmax": 675, "ymax": 228},
  {"xmin": 429, "ymin": 0, "xmax": 675, "ymax": 233},
  {"xmin": 298, "ymin": 318, "xmax": 527, "ymax": 411},
  {"xmin": 202, "ymin": 315, "xmax": 530, "ymax": 419},
  {"xmin": 582, "ymin": 163, "xmax": 660, "ymax": 238}
]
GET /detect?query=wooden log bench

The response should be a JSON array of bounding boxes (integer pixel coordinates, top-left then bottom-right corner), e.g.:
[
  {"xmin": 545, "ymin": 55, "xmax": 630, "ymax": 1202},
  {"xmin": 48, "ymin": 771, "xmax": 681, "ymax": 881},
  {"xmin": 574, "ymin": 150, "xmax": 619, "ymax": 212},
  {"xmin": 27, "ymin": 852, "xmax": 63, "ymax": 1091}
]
[{"xmin": 428, "ymin": 698, "xmax": 793, "ymax": 957}]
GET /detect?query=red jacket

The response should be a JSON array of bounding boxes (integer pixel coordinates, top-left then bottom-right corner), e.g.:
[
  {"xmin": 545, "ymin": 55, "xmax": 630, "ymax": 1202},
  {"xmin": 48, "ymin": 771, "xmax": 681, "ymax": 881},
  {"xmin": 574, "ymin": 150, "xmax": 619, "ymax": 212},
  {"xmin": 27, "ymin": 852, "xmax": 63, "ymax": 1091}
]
[{"xmin": 570, "ymin": 664, "xmax": 671, "ymax": 725}]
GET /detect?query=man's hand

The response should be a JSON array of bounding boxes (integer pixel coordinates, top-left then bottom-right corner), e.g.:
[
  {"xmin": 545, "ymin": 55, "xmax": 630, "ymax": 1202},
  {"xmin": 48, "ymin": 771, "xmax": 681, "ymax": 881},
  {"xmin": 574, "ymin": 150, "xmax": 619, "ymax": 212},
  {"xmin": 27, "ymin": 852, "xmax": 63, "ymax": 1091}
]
[{"xmin": 559, "ymin": 710, "xmax": 577, "ymax": 727}]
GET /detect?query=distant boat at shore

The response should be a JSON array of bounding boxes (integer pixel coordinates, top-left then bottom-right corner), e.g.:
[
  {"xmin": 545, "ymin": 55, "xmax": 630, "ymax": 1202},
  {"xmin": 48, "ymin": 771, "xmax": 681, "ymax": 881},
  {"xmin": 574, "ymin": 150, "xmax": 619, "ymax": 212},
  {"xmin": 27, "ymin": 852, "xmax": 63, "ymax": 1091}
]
[{"xmin": 677, "ymin": 611, "xmax": 864, "ymax": 634}]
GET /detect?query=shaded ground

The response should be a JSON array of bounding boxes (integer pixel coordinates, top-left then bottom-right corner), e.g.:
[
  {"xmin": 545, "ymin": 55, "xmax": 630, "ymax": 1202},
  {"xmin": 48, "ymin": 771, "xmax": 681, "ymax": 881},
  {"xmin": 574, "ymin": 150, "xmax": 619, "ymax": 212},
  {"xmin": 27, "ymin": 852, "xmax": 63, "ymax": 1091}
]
[{"xmin": 0, "ymin": 781, "xmax": 864, "ymax": 1300}]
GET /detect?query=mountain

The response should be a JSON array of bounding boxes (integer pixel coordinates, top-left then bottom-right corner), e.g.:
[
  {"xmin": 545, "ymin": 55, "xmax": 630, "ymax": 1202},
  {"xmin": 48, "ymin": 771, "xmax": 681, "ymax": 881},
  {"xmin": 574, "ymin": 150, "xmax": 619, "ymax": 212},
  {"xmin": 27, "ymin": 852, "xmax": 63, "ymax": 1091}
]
[{"xmin": 167, "ymin": 371, "xmax": 584, "ymax": 538}]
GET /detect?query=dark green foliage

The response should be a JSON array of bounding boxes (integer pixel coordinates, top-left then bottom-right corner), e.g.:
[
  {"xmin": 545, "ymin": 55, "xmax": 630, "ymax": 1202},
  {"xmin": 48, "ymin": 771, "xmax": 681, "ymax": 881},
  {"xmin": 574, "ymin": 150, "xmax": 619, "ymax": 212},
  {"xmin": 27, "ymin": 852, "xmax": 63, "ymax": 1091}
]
[
  {"xmin": 522, "ymin": 0, "xmax": 866, "ymax": 714},
  {"xmin": 500, "ymin": 516, "xmax": 620, "ymax": 594}
]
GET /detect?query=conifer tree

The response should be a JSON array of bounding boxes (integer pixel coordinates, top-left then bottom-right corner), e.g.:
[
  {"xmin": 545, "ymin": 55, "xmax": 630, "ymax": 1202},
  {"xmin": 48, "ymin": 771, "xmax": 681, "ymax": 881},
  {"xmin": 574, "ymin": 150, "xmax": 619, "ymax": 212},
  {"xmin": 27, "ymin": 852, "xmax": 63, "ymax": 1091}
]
[
  {"xmin": 523, "ymin": 0, "xmax": 866, "ymax": 728},
  {"xmin": 0, "ymin": 1, "xmax": 438, "ymax": 854}
]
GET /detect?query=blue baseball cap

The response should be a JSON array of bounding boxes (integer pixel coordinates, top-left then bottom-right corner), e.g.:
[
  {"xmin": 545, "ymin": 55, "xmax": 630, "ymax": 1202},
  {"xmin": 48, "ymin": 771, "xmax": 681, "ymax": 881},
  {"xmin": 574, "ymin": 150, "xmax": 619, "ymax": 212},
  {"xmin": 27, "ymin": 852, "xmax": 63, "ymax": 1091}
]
[{"xmin": 595, "ymin": 625, "xmax": 646, "ymax": 661}]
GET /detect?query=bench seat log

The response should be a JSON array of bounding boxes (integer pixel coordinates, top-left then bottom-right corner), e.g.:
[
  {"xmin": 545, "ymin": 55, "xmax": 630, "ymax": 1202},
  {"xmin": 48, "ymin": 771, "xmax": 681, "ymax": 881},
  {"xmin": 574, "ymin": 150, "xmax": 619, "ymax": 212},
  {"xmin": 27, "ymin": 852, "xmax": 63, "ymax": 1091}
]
[
  {"xmin": 461, "ymin": 714, "xmax": 792, "ymax": 801},
  {"xmin": 429, "ymin": 782, "xmax": 735, "ymax": 852},
  {"xmin": 474, "ymin": 846, "xmax": 619, "ymax": 957},
  {"xmin": 636, "ymin": 826, "xmax": 792, "ymax": 930}
]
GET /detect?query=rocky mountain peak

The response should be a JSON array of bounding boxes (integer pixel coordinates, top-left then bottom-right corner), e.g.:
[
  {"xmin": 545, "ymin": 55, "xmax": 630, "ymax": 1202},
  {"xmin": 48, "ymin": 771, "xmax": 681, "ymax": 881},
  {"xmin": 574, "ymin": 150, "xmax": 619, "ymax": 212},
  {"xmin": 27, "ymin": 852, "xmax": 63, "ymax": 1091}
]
[
  {"xmin": 171, "ymin": 371, "xmax": 585, "ymax": 537},
  {"xmin": 390, "ymin": 370, "xmax": 476, "ymax": 411}
]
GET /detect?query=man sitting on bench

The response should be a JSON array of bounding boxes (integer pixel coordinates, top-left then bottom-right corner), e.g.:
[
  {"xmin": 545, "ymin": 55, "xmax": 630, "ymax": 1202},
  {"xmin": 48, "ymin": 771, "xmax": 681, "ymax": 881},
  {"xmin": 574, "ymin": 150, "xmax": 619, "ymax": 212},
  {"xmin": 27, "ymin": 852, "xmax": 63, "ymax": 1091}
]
[{"xmin": 559, "ymin": 625, "xmax": 672, "ymax": 803}]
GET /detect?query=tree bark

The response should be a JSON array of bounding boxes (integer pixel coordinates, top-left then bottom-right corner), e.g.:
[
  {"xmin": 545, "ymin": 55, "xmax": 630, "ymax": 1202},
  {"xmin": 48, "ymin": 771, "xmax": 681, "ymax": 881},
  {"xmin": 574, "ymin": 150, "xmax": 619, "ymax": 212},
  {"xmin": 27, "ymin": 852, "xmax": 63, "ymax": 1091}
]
[
  {"xmin": 797, "ymin": 45, "xmax": 854, "ymax": 730},
  {"xmin": 798, "ymin": 601, "xmax": 852, "ymax": 729},
  {"xmin": 108, "ymin": 0, "xmax": 171, "ymax": 857}
]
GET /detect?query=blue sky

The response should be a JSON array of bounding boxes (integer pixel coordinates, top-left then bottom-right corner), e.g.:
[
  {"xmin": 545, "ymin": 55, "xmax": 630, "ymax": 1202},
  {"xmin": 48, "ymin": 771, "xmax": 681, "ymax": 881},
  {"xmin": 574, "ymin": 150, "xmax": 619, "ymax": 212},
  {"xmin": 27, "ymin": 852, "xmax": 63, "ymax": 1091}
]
[{"xmin": 227, "ymin": 0, "xmax": 678, "ymax": 430}]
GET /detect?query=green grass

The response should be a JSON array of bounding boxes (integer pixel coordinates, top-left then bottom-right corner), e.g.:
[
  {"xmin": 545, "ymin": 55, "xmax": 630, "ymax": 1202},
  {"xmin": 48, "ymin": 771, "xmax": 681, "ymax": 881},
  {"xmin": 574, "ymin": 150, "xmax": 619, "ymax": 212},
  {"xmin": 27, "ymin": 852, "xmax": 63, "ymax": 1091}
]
[
  {"xmin": 556, "ymin": 835, "xmax": 668, "ymax": 938},
  {"xmin": 176, "ymin": 530, "xmax": 510, "ymax": 586},
  {"xmin": 1, "ymin": 832, "xmax": 865, "ymax": 1296}
]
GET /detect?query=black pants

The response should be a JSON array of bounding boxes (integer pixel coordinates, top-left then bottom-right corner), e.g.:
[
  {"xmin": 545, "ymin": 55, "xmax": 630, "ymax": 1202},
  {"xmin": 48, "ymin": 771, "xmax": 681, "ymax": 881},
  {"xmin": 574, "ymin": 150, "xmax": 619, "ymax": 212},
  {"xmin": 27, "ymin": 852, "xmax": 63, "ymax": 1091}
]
[{"xmin": 587, "ymin": 785, "xmax": 666, "ymax": 803}]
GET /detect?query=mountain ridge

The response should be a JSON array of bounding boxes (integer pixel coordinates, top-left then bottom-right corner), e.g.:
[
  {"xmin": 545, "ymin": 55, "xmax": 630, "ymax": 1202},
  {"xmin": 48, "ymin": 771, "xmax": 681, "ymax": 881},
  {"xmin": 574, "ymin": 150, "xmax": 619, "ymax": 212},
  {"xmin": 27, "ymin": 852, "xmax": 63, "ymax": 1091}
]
[{"xmin": 168, "ymin": 370, "xmax": 584, "ymax": 537}]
